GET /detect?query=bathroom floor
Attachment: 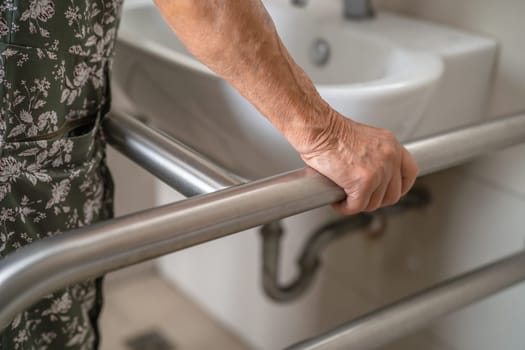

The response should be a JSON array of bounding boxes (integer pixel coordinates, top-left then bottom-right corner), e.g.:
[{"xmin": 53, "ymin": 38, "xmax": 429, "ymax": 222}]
[{"xmin": 99, "ymin": 266, "xmax": 250, "ymax": 350}]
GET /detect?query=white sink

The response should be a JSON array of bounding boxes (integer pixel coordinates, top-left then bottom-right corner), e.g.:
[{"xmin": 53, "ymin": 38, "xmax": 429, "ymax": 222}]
[{"xmin": 113, "ymin": 0, "xmax": 495, "ymax": 179}]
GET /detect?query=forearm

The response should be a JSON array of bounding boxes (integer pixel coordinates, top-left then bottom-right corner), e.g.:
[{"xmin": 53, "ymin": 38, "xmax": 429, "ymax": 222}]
[
  {"xmin": 153, "ymin": 0, "xmax": 419, "ymax": 214},
  {"xmin": 153, "ymin": 0, "xmax": 338, "ymax": 153}
]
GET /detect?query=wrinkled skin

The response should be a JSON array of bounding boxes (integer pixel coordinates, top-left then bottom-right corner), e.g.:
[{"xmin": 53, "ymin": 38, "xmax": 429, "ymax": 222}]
[{"xmin": 153, "ymin": 0, "xmax": 419, "ymax": 214}]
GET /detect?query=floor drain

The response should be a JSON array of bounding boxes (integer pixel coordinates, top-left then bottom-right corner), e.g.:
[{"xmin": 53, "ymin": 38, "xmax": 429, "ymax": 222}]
[{"xmin": 125, "ymin": 329, "xmax": 176, "ymax": 350}]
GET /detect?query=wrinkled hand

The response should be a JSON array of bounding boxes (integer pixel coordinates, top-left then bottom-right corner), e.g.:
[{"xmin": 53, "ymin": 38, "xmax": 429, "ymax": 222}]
[
  {"xmin": 154, "ymin": 0, "xmax": 418, "ymax": 214},
  {"xmin": 300, "ymin": 112, "xmax": 419, "ymax": 215}
]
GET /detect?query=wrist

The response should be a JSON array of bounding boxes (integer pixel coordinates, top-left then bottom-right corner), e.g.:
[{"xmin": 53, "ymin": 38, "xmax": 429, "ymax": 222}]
[{"xmin": 284, "ymin": 104, "xmax": 352, "ymax": 156}]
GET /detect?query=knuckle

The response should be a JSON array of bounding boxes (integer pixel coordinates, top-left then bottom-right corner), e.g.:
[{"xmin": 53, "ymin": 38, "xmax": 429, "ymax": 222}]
[
  {"xmin": 357, "ymin": 170, "xmax": 378, "ymax": 189},
  {"xmin": 355, "ymin": 167, "xmax": 371, "ymax": 180},
  {"xmin": 351, "ymin": 170, "xmax": 373, "ymax": 191},
  {"xmin": 382, "ymin": 146, "xmax": 397, "ymax": 161}
]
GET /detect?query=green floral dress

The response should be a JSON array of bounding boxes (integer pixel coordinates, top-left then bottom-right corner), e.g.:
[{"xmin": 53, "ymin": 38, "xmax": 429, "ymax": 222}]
[{"xmin": 0, "ymin": 0, "xmax": 121, "ymax": 348}]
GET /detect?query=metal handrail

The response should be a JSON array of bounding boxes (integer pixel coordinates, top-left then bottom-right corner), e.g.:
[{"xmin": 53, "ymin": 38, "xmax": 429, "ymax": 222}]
[
  {"xmin": 0, "ymin": 111, "xmax": 524, "ymax": 346},
  {"xmin": 287, "ymin": 251, "xmax": 525, "ymax": 350},
  {"xmin": 104, "ymin": 113, "xmax": 245, "ymax": 196}
]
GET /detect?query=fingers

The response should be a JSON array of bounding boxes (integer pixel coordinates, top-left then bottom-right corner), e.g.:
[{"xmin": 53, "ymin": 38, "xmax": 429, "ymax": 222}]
[
  {"xmin": 400, "ymin": 147, "xmax": 419, "ymax": 195},
  {"xmin": 365, "ymin": 177, "xmax": 390, "ymax": 212},
  {"xmin": 332, "ymin": 171, "xmax": 378, "ymax": 215},
  {"xmin": 335, "ymin": 147, "xmax": 412, "ymax": 215},
  {"xmin": 333, "ymin": 186, "xmax": 374, "ymax": 216},
  {"xmin": 382, "ymin": 169, "xmax": 402, "ymax": 206},
  {"xmin": 365, "ymin": 187, "xmax": 386, "ymax": 212},
  {"xmin": 335, "ymin": 175, "xmax": 399, "ymax": 215}
]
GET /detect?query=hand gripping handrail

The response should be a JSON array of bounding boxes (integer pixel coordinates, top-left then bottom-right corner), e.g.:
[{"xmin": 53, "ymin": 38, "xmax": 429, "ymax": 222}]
[{"xmin": 0, "ymin": 111, "xmax": 525, "ymax": 348}]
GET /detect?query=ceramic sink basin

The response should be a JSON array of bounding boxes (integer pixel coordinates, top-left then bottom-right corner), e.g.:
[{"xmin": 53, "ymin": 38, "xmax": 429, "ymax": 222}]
[{"xmin": 112, "ymin": 0, "xmax": 495, "ymax": 179}]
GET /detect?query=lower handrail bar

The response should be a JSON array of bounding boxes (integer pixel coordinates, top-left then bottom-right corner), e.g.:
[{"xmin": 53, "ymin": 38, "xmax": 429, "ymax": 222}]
[
  {"xmin": 286, "ymin": 250, "xmax": 525, "ymax": 350},
  {"xmin": 105, "ymin": 111, "xmax": 245, "ymax": 196},
  {"xmin": 0, "ymin": 112, "xmax": 524, "ymax": 330}
]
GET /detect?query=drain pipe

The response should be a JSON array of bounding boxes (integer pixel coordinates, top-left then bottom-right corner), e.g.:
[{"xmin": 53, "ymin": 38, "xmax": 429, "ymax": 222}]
[{"xmin": 260, "ymin": 186, "xmax": 431, "ymax": 302}]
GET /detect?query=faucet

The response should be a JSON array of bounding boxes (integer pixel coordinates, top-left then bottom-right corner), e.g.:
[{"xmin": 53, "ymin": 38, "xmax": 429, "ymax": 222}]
[{"xmin": 291, "ymin": 0, "xmax": 375, "ymax": 20}]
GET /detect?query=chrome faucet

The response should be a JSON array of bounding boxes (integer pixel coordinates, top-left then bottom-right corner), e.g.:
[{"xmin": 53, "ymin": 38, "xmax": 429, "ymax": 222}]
[{"xmin": 291, "ymin": 0, "xmax": 375, "ymax": 20}]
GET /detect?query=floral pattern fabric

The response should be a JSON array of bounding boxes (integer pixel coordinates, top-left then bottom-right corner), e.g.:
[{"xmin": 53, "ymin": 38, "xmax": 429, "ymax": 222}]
[{"xmin": 0, "ymin": 0, "xmax": 121, "ymax": 348}]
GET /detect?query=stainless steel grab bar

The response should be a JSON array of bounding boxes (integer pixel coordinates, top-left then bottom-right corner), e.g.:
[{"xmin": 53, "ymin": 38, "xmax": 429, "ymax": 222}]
[
  {"xmin": 287, "ymin": 251, "xmax": 525, "ymax": 350},
  {"xmin": 104, "ymin": 113, "xmax": 245, "ymax": 196},
  {"xmin": 0, "ymin": 110, "xmax": 525, "ymax": 345}
]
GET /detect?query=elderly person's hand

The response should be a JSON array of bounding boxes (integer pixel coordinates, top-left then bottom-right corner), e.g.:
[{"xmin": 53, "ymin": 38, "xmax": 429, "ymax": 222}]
[
  {"xmin": 297, "ymin": 112, "xmax": 418, "ymax": 214},
  {"xmin": 154, "ymin": 0, "xmax": 418, "ymax": 214}
]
